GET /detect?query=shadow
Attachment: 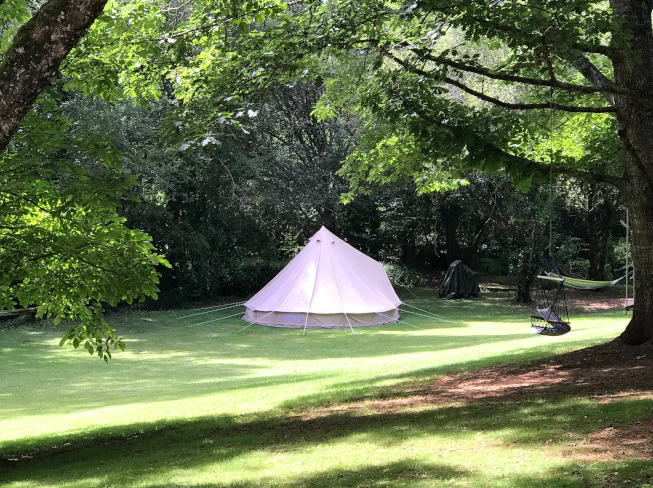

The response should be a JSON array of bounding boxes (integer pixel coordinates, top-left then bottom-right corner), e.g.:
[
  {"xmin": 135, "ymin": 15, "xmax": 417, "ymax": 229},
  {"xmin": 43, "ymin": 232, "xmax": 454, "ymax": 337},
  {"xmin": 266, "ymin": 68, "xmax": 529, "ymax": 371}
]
[
  {"xmin": 0, "ymin": 303, "xmax": 641, "ymax": 487},
  {"xmin": 1, "ymin": 383, "xmax": 651, "ymax": 486},
  {"xmin": 0, "ymin": 303, "xmax": 630, "ymax": 421},
  {"xmin": 490, "ymin": 460, "xmax": 653, "ymax": 488},
  {"xmin": 142, "ymin": 461, "xmax": 469, "ymax": 488}
]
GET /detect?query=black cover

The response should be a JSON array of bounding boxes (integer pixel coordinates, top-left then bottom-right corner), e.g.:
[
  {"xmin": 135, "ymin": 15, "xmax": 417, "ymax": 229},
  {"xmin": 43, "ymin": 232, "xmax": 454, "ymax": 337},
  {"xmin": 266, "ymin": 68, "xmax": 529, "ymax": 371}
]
[{"xmin": 438, "ymin": 260, "xmax": 480, "ymax": 299}]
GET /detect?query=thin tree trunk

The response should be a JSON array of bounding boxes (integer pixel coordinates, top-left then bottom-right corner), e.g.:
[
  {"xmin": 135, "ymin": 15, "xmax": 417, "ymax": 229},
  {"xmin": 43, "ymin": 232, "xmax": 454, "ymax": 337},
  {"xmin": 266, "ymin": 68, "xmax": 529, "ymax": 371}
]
[
  {"xmin": 587, "ymin": 185, "xmax": 613, "ymax": 281},
  {"xmin": 441, "ymin": 206, "xmax": 460, "ymax": 262},
  {"xmin": 514, "ymin": 223, "xmax": 537, "ymax": 304},
  {"xmin": 586, "ymin": 185, "xmax": 598, "ymax": 279},
  {"xmin": 0, "ymin": 0, "xmax": 108, "ymax": 153}
]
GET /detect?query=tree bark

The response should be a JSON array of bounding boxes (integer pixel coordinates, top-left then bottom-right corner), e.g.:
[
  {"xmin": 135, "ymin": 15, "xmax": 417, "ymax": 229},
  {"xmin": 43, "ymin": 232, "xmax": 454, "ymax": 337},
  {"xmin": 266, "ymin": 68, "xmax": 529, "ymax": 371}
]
[
  {"xmin": 610, "ymin": 0, "xmax": 653, "ymax": 345},
  {"xmin": 0, "ymin": 0, "xmax": 108, "ymax": 154},
  {"xmin": 620, "ymin": 192, "xmax": 653, "ymax": 344},
  {"xmin": 514, "ymin": 222, "xmax": 537, "ymax": 304}
]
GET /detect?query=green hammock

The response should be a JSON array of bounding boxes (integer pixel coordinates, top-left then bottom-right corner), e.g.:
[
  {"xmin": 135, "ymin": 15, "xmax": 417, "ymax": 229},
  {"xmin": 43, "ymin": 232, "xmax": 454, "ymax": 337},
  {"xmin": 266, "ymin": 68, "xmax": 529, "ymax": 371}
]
[
  {"xmin": 552, "ymin": 274, "xmax": 624, "ymax": 290},
  {"xmin": 545, "ymin": 260, "xmax": 627, "ymax": 290}
]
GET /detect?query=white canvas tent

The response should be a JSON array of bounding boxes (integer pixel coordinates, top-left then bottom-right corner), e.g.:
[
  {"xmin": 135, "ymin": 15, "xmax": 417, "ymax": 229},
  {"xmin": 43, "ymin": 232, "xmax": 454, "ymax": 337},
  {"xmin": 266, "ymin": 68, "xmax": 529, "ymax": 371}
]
[{"xmin": 243, "ymin": 226, "xmax": 401, "ymax": 328}]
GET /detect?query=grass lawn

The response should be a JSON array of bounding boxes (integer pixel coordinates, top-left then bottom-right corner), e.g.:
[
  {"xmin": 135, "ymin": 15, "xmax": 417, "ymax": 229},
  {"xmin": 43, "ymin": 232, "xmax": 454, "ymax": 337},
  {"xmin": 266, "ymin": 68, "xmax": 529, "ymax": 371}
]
[{"xmin": 0, "ymin": 291, "xmax": 650, "ymax": 487}]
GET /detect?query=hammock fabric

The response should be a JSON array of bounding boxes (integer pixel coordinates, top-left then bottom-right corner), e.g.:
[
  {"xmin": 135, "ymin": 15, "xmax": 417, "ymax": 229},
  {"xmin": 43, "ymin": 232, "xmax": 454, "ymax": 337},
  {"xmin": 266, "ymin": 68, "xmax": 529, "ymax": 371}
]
[
  {"xmin": 545, "ymin": 274, "xmax": 624, "ymax": 290},
  {"xmin": 546, "ymin": 259, "xmax": 626, "ymax": 290}
]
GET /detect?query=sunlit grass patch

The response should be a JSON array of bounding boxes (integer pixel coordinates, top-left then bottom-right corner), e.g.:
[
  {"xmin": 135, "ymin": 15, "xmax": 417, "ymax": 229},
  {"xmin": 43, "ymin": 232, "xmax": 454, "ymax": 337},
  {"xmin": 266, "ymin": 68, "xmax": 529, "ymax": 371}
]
[{"xmin": 1, "ymin": 294, "xmax": 649, "ymax": 487}]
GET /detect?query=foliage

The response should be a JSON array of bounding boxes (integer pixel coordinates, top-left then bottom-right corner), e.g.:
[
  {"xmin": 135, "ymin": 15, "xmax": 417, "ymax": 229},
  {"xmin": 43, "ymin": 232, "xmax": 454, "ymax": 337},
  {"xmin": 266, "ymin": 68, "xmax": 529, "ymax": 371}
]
[
  {"xmin": 1, "ymin": 0, "xmax": 645, "ymax": 351},
  {"xmin": 382, "ymin": 262, "xmax": 429, "ymax": 287},
  {"xmin": 0, "ymin": 0, "xmax": 31, "ymax": 52},
  {"xmin": 185, "ymin": 0, "xmax": 621, "ymax": 193},
  {"xmin": 0, "ymin": 92, "xmax": 169, "ymax": 360}
]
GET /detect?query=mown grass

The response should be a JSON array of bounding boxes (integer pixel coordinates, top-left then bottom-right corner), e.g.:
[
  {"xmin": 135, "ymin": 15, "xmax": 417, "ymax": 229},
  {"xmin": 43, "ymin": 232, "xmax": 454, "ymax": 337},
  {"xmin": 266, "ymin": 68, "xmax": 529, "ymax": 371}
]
[{"xmin": 0, "ymin": 291, "xmax": 650, "ymax": 487}]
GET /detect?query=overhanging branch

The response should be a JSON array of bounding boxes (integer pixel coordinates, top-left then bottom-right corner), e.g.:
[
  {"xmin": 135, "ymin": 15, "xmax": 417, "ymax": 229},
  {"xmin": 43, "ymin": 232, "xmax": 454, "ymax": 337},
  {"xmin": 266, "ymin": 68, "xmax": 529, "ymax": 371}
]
[
  {"xmin": 572, "ymin": 56, "xmax": 619, "ymax": 104},
  {"xmin": 380, "ymin": 49, "xmax": 615, "ymax": 113},
  {"xmin": 416, "ymin": 50, "xmax": 630, "ymax": 96},
  {"xmin": 415, "ymin": 111, "xmax": 623, "ymax": 188},
  {"xmin": 445, "ymin": 77, "xmax": 616, "ymax": 113},
  {"xmin": 483, "ymin": 141, "xmax": 623, "ymax": 188},
  {"xmin": 0, "ymin": 0, "xmax": 109, "ymax": 155},
  {"xmin": 349, "ymin": 37, "xmax": 630, "ymax": 96}
]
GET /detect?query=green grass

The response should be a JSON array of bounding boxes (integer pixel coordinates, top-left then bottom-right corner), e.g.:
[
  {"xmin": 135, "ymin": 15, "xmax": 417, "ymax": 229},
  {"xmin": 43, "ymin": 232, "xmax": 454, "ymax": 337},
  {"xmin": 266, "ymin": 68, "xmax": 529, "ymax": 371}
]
[{"xmin": 0, "ymin": 292, "xmax": 650, "ymax": 488}]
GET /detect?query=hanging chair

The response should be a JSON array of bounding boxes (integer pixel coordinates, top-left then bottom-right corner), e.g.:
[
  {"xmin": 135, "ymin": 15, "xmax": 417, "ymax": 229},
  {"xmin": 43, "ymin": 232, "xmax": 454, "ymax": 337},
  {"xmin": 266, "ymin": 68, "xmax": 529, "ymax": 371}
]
[{"xmin": 530, "ymin": 275, "xmax": 571, "ymax": 336}]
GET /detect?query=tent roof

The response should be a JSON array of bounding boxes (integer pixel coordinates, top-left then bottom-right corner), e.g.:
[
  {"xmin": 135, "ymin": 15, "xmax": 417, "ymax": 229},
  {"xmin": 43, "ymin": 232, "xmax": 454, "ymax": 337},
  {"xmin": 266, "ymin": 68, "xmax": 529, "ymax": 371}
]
[{"xmin": 244, "ymin": 226, "xmax": 401, "ymax": 316}]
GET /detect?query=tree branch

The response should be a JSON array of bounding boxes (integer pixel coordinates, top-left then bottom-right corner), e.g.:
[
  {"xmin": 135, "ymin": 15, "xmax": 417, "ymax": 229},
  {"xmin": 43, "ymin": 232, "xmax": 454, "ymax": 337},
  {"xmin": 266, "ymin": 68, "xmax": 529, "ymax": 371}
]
[
  {"xmin": 161, "ymin": 0, "xmax": 197, "ymax": 13},
  {"xmin": 458, "ymin": 14, "xmax": 616, "ymax": 59},
  {"xmin": 381, "ymin": 49, "xmax": 615, "ymax": 113},
  {"xmin": 483, "ymin": 141, "xmax": 622, "ymax": 187},
  {"xmin": 0, "ymin": 0, "xmax": 109, "ymax": 155},
  {"xmin": 416, "ymin": 50, "xmax": 630, "ymax": 95},
  {"xmin": 574, "ymin": 43, "xmax": 616, "ymax": 58},
  {"xmin": 444, "ymin": 76, "xmax": 615, "ymax": 113},
  {"xmin": 572, "ymin": 55, "xmax": 619, "ymax": 104},
  {"xmin": 414, "ymin": 110, "xmax": 623, "ymax": 187},
  {"xmin": 165, "ymin": 1, "xmax": 299, "ymax": 39},
  {"xmin": 346, "ymin": 37, "xmax": 628, "ymax": 96}
]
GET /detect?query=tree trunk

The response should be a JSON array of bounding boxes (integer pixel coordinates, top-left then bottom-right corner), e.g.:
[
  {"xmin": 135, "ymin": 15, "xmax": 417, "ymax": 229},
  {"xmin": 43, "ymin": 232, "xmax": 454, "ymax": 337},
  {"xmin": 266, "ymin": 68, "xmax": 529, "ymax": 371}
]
[
  {"xmin": 514, "ymin": 223, "xmax": 537, "ymax": 304},
  {"xmin": 0, "ymin": 0, "xmax": 108, "ymax": 154},
  {"xmin": 611, "ymin": 0, "xmax": 653, "ymax": 345},
  {"xmin": 620, "ymin": 189, "xmax": 653, "ymax": 344},
  {"xmin": 440, "ymin": 205, "xmax": 460, "ymax": 262}
]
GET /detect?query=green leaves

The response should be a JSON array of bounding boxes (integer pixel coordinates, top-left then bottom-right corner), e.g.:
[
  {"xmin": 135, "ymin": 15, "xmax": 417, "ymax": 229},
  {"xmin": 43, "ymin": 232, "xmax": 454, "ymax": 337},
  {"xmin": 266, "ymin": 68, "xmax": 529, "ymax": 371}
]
[
  {"xmin": 279, "ymin": 0, "xmax": 623, "ymax": 195},
  {"xmin": 0, "ymin": 0, "xmax": 30, "ymax": 48},
  {"xmin": 0, "ymin": 92, "xmax": 169, "ymax": 360}
]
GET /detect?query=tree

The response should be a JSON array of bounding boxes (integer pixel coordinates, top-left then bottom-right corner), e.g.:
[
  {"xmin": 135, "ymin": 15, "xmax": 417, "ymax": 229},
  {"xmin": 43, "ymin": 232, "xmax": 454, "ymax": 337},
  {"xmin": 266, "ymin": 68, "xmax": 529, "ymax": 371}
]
[
  {"xmin": 0, "ymin": 0, "xmax": 169, "ymax": 359},
  {"xmin": 215, "ymin": 0, "xmax": 650, "ymax": 345}
]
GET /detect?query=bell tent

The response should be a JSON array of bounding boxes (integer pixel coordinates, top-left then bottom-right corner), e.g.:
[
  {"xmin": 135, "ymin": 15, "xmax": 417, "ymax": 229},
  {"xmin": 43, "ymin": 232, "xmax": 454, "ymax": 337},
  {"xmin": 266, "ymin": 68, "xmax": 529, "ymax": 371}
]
[
  {"xmin": 243, "ymin": 226, "xmax": 402, "ymax": 328},
  {"xmin": 438, "ymin": 260, "xmax": 480, "ymax": 300}
]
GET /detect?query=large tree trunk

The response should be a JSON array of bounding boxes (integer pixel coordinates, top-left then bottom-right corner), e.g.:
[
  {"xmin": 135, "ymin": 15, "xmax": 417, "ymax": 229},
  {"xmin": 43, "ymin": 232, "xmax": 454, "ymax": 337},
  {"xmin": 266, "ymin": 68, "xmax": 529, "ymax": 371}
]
[
  {"xmin": 611, "ymin": 0, "xmax": 653, "ymax": 345},
  {"xmin": 620, "ymin": 189, "xmax": 653, "ymax": 344},
  {"xmin": 0, "ymin": 0, "xmax": 108, "ymax": 153}
]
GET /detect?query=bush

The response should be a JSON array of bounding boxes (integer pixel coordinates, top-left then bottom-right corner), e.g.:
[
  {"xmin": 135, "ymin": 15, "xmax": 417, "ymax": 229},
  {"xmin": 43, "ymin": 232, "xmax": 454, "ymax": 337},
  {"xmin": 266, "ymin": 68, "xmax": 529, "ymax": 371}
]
[{"xmin": 383, "ymin": 263, "xmax": 429, "ymax": 288}]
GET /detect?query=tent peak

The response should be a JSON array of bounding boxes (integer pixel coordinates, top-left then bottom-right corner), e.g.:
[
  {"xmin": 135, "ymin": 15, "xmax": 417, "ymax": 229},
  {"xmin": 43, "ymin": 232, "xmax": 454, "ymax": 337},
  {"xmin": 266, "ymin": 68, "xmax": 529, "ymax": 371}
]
[{"xmin": 314, "ymin": 226, "xmax": 335, "ymax": 244}]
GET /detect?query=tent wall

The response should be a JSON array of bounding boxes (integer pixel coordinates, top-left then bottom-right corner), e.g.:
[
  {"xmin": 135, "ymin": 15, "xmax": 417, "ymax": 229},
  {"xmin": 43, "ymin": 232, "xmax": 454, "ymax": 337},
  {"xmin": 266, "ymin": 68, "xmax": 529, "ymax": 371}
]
[{"xmin": 243, "ymin": 308, "xmax": 399, "ymax": 328}]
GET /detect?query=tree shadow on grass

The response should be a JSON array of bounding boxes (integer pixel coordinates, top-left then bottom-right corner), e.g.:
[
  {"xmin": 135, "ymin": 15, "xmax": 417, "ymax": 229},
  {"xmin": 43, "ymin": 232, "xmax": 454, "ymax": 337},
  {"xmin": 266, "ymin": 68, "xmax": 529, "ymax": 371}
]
[
  {"xmin": 491, "ymin": 460, "xmax": 653, "ymax": 488},
  {"xmin": 1, "ymin": 384, "xmax": 651, "ymax": 487},
  {"xmin": 0, "ymin": 329, "xmax": 600, "ymax": 429},
  {"xmin": 1, "ymin": 317, "xmax": 568, "ymax": 420},
  {"xmin": 143, "ymin": 461, "xmax": 469, "ymax": 488}
]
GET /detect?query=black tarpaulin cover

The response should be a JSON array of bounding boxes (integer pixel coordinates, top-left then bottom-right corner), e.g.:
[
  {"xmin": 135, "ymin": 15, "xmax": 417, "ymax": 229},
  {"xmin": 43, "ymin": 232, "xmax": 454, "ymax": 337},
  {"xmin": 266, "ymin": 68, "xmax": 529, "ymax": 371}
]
[{"xmin": 438, "ymin": 260, "xmax": 480, "ymax": 299}]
